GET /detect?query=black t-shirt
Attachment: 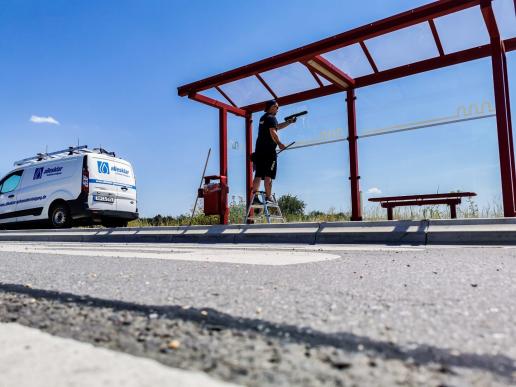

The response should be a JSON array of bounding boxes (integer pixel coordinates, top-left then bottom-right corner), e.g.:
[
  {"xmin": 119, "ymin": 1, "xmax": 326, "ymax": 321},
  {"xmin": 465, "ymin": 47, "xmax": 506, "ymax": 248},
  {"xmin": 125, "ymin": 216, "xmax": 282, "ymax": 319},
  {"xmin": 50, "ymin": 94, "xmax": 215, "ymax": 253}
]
[{"xmin": 255, "ymin": 113, "xmax": 278, "ymax": 156}]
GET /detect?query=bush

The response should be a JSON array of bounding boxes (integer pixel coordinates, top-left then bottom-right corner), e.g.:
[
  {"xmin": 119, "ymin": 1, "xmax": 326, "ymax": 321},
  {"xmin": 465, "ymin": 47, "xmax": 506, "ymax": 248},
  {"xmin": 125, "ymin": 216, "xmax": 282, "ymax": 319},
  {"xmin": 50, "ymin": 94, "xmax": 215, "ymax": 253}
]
[{"xmin": 278, "ymin": 194, "xmax": 306, "ymax": 216}]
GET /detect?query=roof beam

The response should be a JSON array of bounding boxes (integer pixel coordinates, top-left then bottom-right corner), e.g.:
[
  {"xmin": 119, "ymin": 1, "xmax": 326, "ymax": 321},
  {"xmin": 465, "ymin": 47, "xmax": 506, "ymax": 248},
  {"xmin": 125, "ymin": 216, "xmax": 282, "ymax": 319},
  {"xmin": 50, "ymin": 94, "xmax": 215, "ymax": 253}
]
[
  {"xmin": 178, "ymin": 0, "xmax": 481, "ymax": 97},
  {"xmin": 304, "ymin": 65, "xmax": 325, "ymax": 87},
  {"xmin": 428, "ymin": 19, "xmax": 445, "ymax": 56},
  {"xmin": 359, "ymin": 41, "xmax": 379, "ymax": 73},
  {"xmin": 215, "ymin": 86, "xmax": 238, "ymax": 108},
  {"xmin": 189, "ymin": 93, "xmax": 247, "ymax": 117},
  {"xmin": 305, "ymin": 55, "xmax": 355, "ymax": 89},
  {"xmin": 480, "ymin": 0, "xmax": 500, "ymax": 40},
  {"xmin": 255, "ymin": 74, "xmax": 278, "ymax": 99}
]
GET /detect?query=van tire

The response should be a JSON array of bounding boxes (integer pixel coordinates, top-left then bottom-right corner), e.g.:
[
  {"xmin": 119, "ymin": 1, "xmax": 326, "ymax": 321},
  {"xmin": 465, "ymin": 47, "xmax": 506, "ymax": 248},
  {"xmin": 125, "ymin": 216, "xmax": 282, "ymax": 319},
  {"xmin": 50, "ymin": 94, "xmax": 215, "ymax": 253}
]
[{"xmin": 49, "ymin": 202, "xmax": 72, "ymax": 228}]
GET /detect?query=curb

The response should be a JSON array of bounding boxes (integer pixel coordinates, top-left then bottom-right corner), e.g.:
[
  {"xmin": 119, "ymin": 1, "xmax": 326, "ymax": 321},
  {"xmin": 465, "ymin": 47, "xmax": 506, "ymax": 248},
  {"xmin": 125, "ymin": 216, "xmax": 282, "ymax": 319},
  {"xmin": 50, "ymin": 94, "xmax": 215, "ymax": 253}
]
[{"xmin": 2, "ymin": 218, "xmax": 515, "ymax": 245}]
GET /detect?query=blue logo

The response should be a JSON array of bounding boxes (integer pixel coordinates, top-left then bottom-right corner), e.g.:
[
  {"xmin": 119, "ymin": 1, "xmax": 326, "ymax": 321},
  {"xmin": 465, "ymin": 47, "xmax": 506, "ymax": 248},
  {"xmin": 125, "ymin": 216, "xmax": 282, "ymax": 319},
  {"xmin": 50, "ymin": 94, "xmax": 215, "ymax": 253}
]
[
  {"xmin": 97, "ymin": 161, "xmax": 110, "ymax": 174},
  {"xmin": 33, "ymin": 167, "xmax": 44, "ymax": 180}
]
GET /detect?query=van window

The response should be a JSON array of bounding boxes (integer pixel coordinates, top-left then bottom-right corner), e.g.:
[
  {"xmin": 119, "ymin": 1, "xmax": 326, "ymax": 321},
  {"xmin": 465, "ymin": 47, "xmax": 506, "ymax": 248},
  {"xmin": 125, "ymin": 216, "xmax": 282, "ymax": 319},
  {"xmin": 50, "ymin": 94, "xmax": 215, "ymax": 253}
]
[{"xmin": 0, "ymin": 171, "xmax": 23, "ymax": 194}]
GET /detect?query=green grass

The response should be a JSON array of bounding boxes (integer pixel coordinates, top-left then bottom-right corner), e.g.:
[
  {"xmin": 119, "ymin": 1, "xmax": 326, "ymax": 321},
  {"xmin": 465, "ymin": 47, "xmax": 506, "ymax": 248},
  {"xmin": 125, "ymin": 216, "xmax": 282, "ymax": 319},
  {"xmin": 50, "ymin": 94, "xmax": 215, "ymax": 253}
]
[{"xmin": 129, "ymin": 196, "xmax": 504, "ymax": 227}]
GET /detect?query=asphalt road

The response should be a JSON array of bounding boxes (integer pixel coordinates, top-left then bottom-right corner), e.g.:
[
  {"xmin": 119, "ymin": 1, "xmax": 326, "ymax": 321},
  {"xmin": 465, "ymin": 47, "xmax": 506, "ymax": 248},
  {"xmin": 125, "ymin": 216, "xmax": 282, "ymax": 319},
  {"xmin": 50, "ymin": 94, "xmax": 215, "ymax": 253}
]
[{"xmin": 0, "ymin": 242, "xmax": 515, "ymax": 386}]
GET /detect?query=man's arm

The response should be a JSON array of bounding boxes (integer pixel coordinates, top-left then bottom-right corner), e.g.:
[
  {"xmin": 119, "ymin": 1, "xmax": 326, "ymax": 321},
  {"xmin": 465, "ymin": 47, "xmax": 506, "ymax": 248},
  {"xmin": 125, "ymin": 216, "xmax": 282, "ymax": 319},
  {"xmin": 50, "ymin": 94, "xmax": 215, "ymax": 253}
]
[
  {"xmin": 269, "ymin": 127, "xmax": 286, "ymax": 150},
  {"xmin": 276, "ymin": 118, "xmax": 295, "ymax": 130}
]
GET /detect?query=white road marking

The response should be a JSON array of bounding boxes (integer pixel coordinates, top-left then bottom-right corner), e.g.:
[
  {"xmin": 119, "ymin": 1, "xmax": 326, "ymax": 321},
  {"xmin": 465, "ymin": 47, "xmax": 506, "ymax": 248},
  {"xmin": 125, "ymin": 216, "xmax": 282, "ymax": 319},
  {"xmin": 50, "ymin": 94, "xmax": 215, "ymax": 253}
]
[
  {"xmin": 0, "ymin": 323, "xmax": 237, "ymax": 387},
  {"xmin": 0, "ymin": 243, "xmax": 342, "ymax": 266}
]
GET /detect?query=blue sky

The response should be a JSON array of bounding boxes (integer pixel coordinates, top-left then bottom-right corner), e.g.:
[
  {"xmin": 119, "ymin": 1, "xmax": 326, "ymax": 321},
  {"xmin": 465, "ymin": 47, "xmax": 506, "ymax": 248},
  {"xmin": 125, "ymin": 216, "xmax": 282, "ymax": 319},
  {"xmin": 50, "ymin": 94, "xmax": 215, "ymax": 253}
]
[{"xmin": 0, "ymin": 0, "xmax": 515, "ymax": 217}]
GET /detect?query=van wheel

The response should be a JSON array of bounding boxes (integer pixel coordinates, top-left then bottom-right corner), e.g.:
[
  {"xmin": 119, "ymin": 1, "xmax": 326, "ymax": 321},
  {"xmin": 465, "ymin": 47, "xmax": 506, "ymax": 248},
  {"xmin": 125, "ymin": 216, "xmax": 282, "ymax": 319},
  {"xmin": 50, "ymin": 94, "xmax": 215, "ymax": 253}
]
[{"xmin": 49, "ymin": 203, "xmax": 71, "ymax": 228}]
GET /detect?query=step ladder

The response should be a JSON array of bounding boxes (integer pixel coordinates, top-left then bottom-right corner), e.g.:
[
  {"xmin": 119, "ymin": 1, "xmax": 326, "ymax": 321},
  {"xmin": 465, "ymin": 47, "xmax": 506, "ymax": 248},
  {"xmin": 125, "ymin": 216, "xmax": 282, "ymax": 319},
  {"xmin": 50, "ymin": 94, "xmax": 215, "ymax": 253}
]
[{"xmin": 244, "ymin": 191, "xmax": 285, "ymax": 224}]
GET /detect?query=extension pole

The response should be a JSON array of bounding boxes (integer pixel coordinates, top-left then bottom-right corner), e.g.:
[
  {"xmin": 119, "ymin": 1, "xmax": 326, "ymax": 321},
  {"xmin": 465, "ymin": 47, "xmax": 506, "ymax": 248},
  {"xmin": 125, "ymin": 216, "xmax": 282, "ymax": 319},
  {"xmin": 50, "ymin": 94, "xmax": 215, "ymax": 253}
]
[{"xmin": 189, "ymin": 148, "xmax": 211, "ymax": 225}]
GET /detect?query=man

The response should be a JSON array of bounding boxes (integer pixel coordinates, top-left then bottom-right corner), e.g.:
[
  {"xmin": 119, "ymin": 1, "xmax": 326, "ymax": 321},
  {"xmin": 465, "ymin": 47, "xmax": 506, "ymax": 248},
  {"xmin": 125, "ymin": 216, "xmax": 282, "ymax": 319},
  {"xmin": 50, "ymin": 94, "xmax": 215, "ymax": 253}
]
[{"xmin": 252, "ymin": 100, "xmax": 295, "ymax": 205}]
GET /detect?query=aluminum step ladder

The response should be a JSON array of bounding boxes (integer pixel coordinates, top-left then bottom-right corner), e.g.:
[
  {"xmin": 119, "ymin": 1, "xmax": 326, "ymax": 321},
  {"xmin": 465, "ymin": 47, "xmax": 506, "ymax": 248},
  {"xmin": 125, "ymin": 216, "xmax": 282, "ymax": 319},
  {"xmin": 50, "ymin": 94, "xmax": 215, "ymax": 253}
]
[{"xmin": 244, "ymin": 191, "xmax": 285, "ymax": 224}]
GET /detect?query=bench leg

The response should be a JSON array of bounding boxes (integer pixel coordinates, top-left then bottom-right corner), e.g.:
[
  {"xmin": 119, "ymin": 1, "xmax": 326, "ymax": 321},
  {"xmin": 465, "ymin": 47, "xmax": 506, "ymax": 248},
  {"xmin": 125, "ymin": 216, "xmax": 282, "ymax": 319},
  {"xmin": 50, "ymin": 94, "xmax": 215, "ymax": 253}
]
[
  {"xmin": 387, "ymin": 207, "xmax": 393, "ymax": 220},
  {"xmin": 450, "ymin": 204, "xmax": 457, "ymax": 219}
]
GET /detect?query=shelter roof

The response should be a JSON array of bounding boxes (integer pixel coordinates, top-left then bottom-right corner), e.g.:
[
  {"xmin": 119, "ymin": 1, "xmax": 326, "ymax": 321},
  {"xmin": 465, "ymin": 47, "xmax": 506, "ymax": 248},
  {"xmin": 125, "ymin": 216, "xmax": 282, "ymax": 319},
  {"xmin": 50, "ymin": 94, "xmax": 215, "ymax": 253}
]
[{"xmin": 178, "ymin": 0, "xmax": 516, "ymax": 115}]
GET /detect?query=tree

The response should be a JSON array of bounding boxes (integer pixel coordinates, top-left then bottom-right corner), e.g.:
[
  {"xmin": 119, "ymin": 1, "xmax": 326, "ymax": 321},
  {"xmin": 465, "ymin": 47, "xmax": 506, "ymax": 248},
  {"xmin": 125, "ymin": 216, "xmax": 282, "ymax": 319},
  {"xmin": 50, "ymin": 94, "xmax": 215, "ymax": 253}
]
[{"xmin": 278, "ymin": 194, "xmax": 306, "ymax": 216}]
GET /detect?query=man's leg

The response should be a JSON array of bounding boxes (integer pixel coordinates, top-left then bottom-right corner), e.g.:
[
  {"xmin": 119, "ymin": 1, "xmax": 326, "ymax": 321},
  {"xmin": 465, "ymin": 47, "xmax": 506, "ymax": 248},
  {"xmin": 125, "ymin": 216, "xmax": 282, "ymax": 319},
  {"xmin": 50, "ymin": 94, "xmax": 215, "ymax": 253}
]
[
  {"xmin": 264, "ymin": 177, "xmax": 273, "ymax": 199},
  {"xmin": 252, "ymin": 175, "xmax": 262, "ymax": 194}
]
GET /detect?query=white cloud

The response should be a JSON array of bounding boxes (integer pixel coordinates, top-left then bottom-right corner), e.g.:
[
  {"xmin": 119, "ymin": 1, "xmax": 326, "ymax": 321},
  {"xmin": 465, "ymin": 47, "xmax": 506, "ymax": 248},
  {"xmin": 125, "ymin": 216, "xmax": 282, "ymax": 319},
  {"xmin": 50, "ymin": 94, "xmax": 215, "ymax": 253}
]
[
  {"xmin": 367, "ymin": 187, "xmax": 382, "ymax": 195},
  {"xmin": 30, "ymin": 115, "xmax": 60, "ymax": 125}
]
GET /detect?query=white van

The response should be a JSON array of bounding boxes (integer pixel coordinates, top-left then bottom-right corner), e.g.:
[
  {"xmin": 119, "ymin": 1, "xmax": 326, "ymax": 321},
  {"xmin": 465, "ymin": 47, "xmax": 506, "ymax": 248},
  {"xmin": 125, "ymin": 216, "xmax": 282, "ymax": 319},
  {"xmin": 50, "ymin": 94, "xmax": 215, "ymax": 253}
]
[{"xmin": 0, "ymin": 146, "xmax": 138, "ymax": 228}]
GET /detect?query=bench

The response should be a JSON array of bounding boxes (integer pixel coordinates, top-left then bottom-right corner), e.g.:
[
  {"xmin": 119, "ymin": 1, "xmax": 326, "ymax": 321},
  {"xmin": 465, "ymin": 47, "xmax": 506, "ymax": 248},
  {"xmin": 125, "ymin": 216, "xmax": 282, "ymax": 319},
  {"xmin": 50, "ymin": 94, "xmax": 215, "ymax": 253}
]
[{"xmin": 368, "ymin": 192, "xmax": 477, "ymax": 220}]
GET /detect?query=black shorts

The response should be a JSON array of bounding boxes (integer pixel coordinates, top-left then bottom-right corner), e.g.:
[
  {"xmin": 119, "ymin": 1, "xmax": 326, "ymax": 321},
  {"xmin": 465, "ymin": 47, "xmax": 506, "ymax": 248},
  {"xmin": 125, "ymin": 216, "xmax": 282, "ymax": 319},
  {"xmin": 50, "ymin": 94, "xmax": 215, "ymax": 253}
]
[{"xmin": 253, "ymin": 153, "xmax": 277, "ymax": 179}]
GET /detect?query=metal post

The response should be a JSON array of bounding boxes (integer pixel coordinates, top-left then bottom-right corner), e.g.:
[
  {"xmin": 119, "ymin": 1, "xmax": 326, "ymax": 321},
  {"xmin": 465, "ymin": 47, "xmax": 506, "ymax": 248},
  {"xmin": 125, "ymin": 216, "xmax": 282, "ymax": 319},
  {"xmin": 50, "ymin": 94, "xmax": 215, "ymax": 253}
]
[
  {"xmin": 502, "ymin": 52, "xmax": 516, "ymax": 204},
  {"xmin": 347, "ymin": 89, "xmax": 362, "ymax": 221},
  {"xmin": 450, "ymin": 203, "xmax": 457, "ymax": 219},
  {"xmin": 387, "ymin": 207, "xmax": 393, "ymax": 221},
  {"xmin": 219, "ymin": 108, "xmax": 229, "ymax": 224},
  {"xmin": 245, "ymin": 113, "xmax": 254, "ymax": 222},
  {"xmin": 482, "ymin": 0, "xmax": 515, "ymax": 217},
  {"xmin": 491, "ymin": 40, "xmax": 515, "ymax": 216}
]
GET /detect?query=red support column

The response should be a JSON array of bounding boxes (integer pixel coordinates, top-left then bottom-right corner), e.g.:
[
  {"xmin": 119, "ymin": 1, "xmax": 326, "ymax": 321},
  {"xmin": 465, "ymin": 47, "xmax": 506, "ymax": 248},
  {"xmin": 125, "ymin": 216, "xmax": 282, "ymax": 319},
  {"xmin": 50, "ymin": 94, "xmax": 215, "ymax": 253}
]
[
  {"xmin": 245, "ymin": 113, "xmax": 254, "ymax": 222},
  {"xmin": 219, "ymin": 108, "xmax": 229, "ymax": 224},
  {"xmin": 482, "ymin": 0, "xmax": 515, "ymax": 217},
  {"xmin": 491, "ymin": 40, "xmax": 515, "ymax": 217},
  {"xmin": 347, "ymin": 89, "xmax": 362, "ymax": 221}
]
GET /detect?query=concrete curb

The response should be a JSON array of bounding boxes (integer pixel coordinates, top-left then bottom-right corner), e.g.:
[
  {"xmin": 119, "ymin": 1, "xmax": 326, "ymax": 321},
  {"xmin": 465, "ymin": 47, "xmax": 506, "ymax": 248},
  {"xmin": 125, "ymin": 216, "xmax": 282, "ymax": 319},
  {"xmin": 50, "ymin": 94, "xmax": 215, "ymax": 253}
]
[{"xmin": 2, "ymin": 218, "xmax": 514, "ymax": 245}]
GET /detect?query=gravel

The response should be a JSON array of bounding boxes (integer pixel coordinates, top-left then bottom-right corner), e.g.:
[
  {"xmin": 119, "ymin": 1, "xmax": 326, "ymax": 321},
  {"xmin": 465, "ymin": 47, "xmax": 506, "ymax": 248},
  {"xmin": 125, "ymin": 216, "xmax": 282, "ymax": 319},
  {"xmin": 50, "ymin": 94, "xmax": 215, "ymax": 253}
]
[{"xmin": 0, "ymin": 284, "xmax": 514, "ymax": 387}]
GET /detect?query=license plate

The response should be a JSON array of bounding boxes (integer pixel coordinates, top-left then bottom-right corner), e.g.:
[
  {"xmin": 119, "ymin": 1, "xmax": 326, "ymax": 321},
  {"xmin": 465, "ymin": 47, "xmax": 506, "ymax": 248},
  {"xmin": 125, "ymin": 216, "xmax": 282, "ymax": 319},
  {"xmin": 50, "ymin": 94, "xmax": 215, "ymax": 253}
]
[{"xmin": 94, "ymin": 195, "xmax": 115, "ymax": 203}]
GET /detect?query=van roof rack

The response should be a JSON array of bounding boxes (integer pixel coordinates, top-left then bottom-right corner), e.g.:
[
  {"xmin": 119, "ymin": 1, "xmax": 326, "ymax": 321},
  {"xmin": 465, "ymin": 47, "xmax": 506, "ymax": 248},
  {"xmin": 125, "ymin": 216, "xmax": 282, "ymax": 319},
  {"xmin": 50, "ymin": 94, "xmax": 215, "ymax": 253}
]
[{"xmin": 13, "ymin": 145, "xmax": 116, "ymax": 167}]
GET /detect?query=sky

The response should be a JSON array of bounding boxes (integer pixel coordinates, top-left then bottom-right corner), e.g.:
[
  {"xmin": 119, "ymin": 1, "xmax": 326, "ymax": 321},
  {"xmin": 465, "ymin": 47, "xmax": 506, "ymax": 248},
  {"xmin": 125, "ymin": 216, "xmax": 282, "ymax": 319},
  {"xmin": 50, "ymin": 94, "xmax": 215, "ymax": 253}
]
[{"xmin": 0, "ymin": 0, "xmax": 515, "ymax": 217}]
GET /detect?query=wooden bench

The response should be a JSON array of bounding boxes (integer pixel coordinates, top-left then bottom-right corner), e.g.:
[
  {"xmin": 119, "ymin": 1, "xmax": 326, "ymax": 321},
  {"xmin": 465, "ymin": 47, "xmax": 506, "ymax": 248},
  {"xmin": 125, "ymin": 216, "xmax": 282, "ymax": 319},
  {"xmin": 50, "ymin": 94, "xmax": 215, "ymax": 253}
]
[{"xmin": 368, "ymin": 192, "xmax": 477, "ymax": 220}]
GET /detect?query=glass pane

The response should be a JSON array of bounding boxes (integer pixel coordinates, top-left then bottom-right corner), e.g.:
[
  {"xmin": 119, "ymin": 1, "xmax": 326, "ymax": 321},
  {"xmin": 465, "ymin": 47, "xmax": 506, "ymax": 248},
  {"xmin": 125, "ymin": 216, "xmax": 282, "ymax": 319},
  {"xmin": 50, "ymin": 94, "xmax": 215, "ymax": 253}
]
[
  {"xmin": 199, "ymin": 88, "xmax": 228, "ymax": 104},
  {"xmin": 492, "ymin": 0, "xmax": 516, "ymax": 40},
  {"xmin": 1, "ymin": 174, "xmax": 21, "ymax": 193},
  {"xmin": 322, "ymin": 43, "xmax": 374, "ymax": 78},
  {"xmin": 219, "ymin": 76, "xmax": 273, "ymax": 107},
  {"xmin": 365, "ymin": 22, "xmax": 440, "ymax": 70},
  {"xmin": 434, "ymin": 6, "xmax": 490, "ymax": 54},
  {"xmin": 260, "ymin": 62, "xmax": 320, "ymax": 97}
]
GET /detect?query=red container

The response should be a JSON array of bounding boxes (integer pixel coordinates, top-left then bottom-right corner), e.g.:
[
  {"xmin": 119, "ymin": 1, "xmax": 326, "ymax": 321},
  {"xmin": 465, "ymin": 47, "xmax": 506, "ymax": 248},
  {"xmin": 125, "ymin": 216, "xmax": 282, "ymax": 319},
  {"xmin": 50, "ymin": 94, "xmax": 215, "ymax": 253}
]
[{"xmin": 198, "ymin": 175, "xmax": 228, "ymax": 216}]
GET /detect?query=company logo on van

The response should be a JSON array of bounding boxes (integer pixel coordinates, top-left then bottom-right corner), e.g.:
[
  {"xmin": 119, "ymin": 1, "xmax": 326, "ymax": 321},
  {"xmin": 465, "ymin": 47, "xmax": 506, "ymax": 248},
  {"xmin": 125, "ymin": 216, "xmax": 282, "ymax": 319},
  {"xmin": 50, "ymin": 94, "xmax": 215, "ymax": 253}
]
[
  {"xmin": 33, "ymin": 167, "xmax": 44, "ymax": 180},
  {"xmin": 97, "ymin": 161, "xmax": 110, "ymax": 174},
  {"xmin": 111, "ymin": 165, "xmax": 129, "ymax": 176},
  {"xmin": 33, "ymin": 166, "xmax": 63, "ymax": 180}
]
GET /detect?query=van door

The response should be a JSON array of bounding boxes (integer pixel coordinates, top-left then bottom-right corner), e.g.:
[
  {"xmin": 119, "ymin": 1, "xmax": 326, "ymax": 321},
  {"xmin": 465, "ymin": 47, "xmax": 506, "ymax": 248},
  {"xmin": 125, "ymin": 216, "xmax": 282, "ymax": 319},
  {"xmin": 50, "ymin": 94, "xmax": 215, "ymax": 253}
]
[
  {"xmin": 110, "ymin": 159, "xmax": 137, "ymax": 214},
  {"xmin": 87, "ymin": 155, "xmax": 119, "ymax": 212},
  {"xmin": 0, "ymin": 170, "xmax": 24, "ymax": 224},
  {"xmin": 16, "ymin": 158, "xmax": 79, "ymax": 223}
]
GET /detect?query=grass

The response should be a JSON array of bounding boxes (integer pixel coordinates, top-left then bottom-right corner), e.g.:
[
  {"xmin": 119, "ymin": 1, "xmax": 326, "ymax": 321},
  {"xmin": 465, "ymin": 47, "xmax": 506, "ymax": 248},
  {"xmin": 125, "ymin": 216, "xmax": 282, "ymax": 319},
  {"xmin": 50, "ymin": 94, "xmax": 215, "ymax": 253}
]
[{"xmin": 129, "ymin": 196, "xmax": 505, "ymax": 227}]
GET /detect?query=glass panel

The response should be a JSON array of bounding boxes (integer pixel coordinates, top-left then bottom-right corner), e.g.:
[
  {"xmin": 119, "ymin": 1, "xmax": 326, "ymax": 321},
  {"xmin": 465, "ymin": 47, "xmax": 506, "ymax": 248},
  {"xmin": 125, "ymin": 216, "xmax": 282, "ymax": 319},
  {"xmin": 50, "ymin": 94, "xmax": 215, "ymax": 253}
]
[
  {"xmin": 434, "ymin": 6, "xmax": 490, "ymax": 54},
  {"xmin": 1, "ymin": 173, "xmax": 22, "ymax": 193},
  {"xmin": 322, "ymin": 43, "xmax": 374, "ymax": 78},
  {"xmin": 365, "ymin": 22, "xmax": 439, "ymax": 70},
  {"xmin": 219, "ymin": 76, "xmax": 273, "ymax": 107},
  {"xmin": 199, "ymin": 88, "xmax": 229, "ymax": 104},
  {"xmin": 492, "ymin": 0, "xmax": 516, "ymax": 40},
  {"xmin": 356, "ymin": 58, "xmax": 500, "ymax": 218},
  {"xmin": 260, "ymin": 62, "xmax": 320, "ymax": 97}
]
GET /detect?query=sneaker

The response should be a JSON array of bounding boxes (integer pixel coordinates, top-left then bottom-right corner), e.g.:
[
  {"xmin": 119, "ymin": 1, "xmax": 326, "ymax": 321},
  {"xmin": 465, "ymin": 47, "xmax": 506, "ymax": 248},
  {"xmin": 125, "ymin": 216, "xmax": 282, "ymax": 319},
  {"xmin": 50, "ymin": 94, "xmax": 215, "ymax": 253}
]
[{"xmin": 265, "ymin": 196, "xmax": 276, "ymax": 204}]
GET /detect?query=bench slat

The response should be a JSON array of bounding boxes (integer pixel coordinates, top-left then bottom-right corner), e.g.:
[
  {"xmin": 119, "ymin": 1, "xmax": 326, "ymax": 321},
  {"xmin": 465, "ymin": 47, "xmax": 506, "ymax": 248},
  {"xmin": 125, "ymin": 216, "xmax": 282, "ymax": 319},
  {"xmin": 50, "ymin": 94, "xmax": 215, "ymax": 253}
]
[{"xmin": 368, "ymin": 192, "xmax": 476, "ymax": 202}]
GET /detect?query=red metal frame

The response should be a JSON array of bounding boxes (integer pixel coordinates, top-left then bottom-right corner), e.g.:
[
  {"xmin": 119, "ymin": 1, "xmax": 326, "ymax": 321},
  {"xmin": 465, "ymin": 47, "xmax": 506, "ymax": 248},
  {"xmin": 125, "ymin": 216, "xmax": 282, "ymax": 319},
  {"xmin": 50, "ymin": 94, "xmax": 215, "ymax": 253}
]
[
  {"xmin": 347, "ymin": 90, "xmax": 361, "ymax": 221},
  {"xmin": 245, "ymin": 114, "xmax": 254, "ymax": 222},
  {"xmin": 219, "ymin": 109, "xmax": 229, "ymax": 224},
  {"xmin": 178, "ymin": 0, "xmax": 515, "ymax": 224}
]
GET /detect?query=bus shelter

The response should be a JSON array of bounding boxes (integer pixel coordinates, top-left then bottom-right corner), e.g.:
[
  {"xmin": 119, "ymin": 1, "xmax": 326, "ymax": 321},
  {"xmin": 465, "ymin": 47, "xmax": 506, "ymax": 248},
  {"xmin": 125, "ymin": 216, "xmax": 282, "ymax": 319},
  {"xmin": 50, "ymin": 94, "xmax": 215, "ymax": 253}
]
[{"xmin": 178, "ymin": 0, "xmax": 515, "ymax": 224}]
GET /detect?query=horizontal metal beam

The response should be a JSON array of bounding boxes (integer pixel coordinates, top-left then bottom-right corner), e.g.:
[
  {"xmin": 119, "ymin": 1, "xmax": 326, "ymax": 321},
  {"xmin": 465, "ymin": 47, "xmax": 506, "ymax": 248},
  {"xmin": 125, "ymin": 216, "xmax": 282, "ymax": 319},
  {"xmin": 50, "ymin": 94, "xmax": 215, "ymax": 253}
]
[
  {"xmin": 189, "ymin": 93, "xmax": 247, "ymax": 117},
  {"xmin": 178, "ymin": 0, "xmax": 480, "ymax": 97}
]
